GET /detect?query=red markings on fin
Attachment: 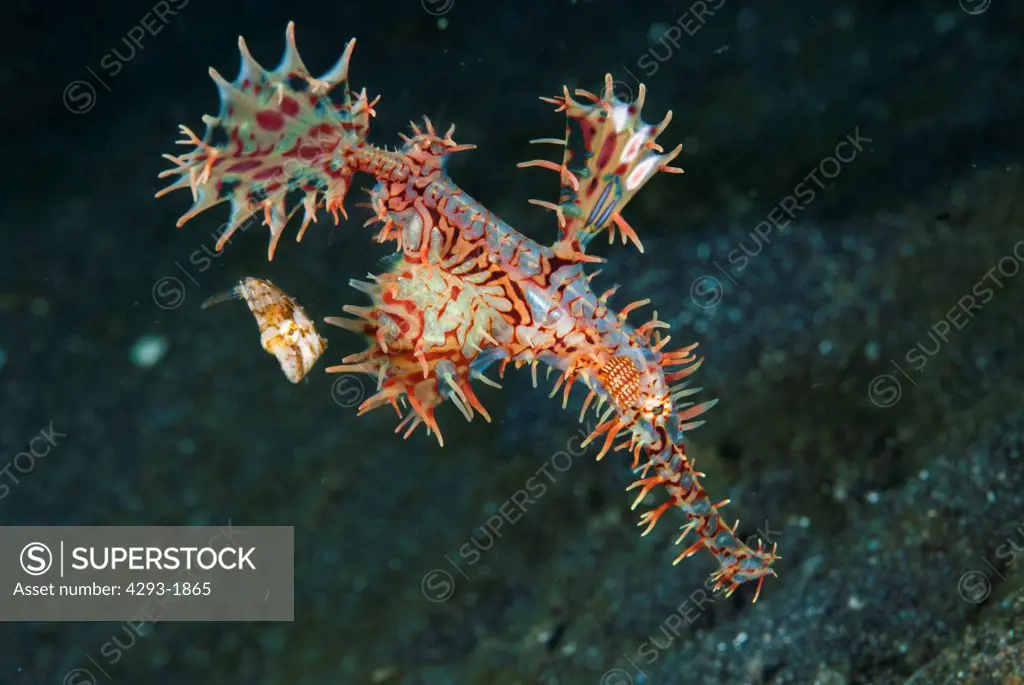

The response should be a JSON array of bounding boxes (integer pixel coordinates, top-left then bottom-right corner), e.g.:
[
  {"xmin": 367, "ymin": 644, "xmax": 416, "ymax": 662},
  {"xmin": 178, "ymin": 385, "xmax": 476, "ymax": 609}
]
[
  {"xmin": 280, "ymin": 96, "xmax": 300, "ymax": 117},
  {"xmin": 256, "ymin": 110, "xmax": 286, "ymax": 131}
]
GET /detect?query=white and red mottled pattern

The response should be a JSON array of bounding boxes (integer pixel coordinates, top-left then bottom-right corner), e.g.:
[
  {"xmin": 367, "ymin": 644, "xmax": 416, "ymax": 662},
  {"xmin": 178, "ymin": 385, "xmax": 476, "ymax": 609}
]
[{"xmin": 157, "ymin": 22, "xmax": 779, "ymax": 601}]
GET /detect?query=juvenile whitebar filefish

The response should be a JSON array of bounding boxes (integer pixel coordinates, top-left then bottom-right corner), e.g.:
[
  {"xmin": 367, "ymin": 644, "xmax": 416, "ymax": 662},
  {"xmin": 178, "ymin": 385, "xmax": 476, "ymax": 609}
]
[{"xmin": 203, "ymin": 277, "xmax": 326, "ymax": 383}]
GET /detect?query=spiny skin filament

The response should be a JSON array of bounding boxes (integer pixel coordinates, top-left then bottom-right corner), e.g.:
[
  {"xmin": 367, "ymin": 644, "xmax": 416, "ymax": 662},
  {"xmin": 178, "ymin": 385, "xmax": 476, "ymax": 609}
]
[{"xmin": 155, "ymin": 21, "xmax": 779, "ymax": 601}]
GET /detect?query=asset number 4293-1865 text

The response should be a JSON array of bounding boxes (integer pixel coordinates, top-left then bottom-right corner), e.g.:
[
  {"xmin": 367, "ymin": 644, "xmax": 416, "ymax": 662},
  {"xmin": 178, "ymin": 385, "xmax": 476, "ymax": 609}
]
[{"xmin": 126, "ymin": 581, "xmax": 211, "ymax": 596}]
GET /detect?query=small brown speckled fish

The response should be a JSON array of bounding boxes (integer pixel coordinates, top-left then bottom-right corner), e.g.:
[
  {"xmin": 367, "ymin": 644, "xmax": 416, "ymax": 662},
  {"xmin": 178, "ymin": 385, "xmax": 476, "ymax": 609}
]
[{"xmin": 202, "ymin": 277, "xmax": 326, "ymax": 383}]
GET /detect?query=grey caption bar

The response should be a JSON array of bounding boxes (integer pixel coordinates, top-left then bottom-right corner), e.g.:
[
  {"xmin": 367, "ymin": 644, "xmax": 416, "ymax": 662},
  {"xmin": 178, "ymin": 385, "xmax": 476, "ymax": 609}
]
[{"xmin": 2, "ymin": 526, "xmax": 293, "ymax": 621}]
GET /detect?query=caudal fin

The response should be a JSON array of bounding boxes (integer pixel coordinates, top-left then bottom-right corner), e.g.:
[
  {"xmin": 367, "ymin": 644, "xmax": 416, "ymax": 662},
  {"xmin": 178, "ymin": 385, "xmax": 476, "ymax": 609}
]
[
  {"xmin": 521, "ymin": 75, "xmax": 683, "ymax": 258},
  {"xmin": 155, "ymin": 22, "xmax": 378, "ymax": 260},
  {"xmin": 631, "ymin": 437, "xmax": 781, "ymax": 603}
]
